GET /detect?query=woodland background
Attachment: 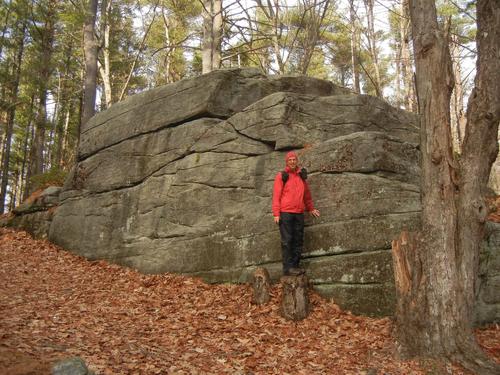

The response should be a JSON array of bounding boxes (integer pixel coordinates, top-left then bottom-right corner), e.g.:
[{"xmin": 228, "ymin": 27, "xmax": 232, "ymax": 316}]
[{"xmin": 0, "ymin": 0, "xmax": 479, "ymax": 213}]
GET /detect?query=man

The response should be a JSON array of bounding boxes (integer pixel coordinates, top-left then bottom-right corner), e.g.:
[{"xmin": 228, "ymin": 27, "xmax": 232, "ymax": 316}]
[{"xmin": 272, "ymin": 151, "xmax": 320, "ymax": 276}]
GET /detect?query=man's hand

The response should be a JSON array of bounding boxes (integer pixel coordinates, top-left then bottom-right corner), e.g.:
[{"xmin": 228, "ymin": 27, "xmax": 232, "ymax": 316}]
[
  {"xmin": 310, "ymin": 209, "xmax": 320, "ymax": 218},
  {"xmin": 274, "ymin": 216, "xmax": 280, "ymax": 224}
]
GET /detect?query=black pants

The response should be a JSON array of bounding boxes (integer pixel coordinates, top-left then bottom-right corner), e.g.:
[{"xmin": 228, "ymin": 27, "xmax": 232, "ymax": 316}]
[{"xmin": 279, "ymin": 212, "xmax": 305, "ymax": 273}]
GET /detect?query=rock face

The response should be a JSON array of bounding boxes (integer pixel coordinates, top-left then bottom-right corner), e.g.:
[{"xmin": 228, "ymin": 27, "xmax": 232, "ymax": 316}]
[
  {"xmin": 476, "ymin": 222, "xmax": 500, "ymax": 324},
  {"xmin": 47, "ymin": 68, "xmax": 421, "ymax": 316},
  {"xmin": 489, "ymin": 154, "xmax": 500, "ymax": 194},
  {"xmin": 3, "ymin": 186, "xmax": 62, "ymax": 239}
]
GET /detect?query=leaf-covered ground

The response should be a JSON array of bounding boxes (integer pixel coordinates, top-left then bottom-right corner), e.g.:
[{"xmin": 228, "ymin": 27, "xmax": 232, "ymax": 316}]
[{"xmin": 0, "ymin": 228, "xmax": 498, "ymax": 374}]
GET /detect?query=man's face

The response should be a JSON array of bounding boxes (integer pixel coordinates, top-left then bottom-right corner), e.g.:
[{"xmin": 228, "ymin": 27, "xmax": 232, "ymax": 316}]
[{"xmin": 286, "ymin": 156, "xmax": 298, "ymax": 170}]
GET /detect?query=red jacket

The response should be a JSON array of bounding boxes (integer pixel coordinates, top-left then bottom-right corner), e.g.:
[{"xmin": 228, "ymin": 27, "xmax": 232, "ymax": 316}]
[{"xmin": 272, "ymin": 166, "xmax": 315, "ymax": 216}]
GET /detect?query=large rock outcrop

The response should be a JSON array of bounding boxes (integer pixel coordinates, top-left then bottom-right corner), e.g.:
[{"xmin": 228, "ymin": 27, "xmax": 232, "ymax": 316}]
[
  {"xmin": 476, "ymin": 222, "xmax": 500, "ymax": 324},
  {"xmin": 47, "ymin": 68, "xmax": 421, "ymax": 316}
]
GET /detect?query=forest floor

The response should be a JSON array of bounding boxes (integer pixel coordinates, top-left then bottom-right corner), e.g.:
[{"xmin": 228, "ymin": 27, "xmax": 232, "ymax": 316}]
[{"xmin": 0, "ymin": 228, "xmax": 498, "ymax": 375}]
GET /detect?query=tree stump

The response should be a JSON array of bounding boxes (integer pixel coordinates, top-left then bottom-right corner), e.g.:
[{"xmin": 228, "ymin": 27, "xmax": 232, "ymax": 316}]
[
  {"xmin": 252, "ymin": 267, "xmax": 271, "ymax": 305},
  {"xmin": 280, "ymin": 274, "xmax": 310, "ymax": 320}
]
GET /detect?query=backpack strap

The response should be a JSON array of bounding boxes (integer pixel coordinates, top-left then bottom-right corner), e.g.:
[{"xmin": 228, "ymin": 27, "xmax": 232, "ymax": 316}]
[
  {"xmin": 299, "ymin": 167, "xmax": 308, "ymax": 180},
  {"xmin": 281, "ymin": 168, "xmax": 307, "ymax": 185}
]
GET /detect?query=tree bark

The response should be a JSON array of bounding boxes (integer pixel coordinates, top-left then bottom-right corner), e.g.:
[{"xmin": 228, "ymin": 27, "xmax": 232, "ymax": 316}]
[
  {"xmin": 457, "ymin": 0, "xmax": 500, "ymax": 351},
  {"xmin": 162, "ymin": 8, "xmax": 173, "ymax": 84},
  {"xmin": 280, "ymin": 274, "xmax": 310, "ymax": 321},
  {"xmin": 392, "ymin": 0, "xmax": 458, "ymax": 356},
  {"xmin": 202, "ymin": 0, "xmax": 222, "ymax": 74},
  {"xmin": 252, "ymin": 267, "xmax": 271, "ymax": 305},
  {"xmin": 81, "ymin": 0, "xmax": 99, "ymax": 127},
  {"xmin": 98, "ymin": 0, "xmax": 112, "ymax": 109},
  {"xmin": 392, "ymin": 0, "xmax": 500, "ymax": 373},
  {"xmin": 10, "ymin": 169, "xmax": 20, "ymax": 211}
]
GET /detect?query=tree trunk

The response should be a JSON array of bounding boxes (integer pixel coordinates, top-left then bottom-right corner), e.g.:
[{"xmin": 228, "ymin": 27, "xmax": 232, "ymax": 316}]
[
  {"xmin": 456, "ymin": 0, "xmax": 500, "ymax": 353},
  {"xmin": 62, "ymin": 102, "xmax": 74, "ymax": 168},
  {"xmin": 0, "ymin": 1, "xmax": 12, "ymax": 58},
  {"xmin": 400, "ymin": 0, "xmax": 415, "ymax": 111},
  {"xmin": 10, "ymin": 169, "xmax": 20, "ymax": 211},
  {"xmin": 118, "ymin": 3, "xmax": 157, "ymax": 102},
  {"xmin": 98, "ymin": 0, "xmax": 112, "ymax": 108},
  {"xmin": 280, "ymin": 274, "xmax": 310, "ymax": 321},
  {"xmin": 81, "ymin": 0, "xmax": 99, "ymax": 127},
  {"xmin": 392, "ymin": 0, "xmax": 459, "ymax": 357},
  {"xmin": 202, "ymin": 0, "xmax": 222, "ymax": 74},
  {"xmin": 27, "ymin": 1, "xmax": 56, "ymax": 194},
  {"xmin": 349, "ymin": 0, "xmax": 360, "ymax": 93},
  {"xmin": 394, "ymin": 36, "xmax": 402, "ymax": 108},
  {"xmin": 450, "ymin": 34, "xmax": 467, "ymax": 153},
  {"xmin": 299, "ymin": 0, "xmax": 331, "ymax": 75},
  {"xmin": 21, "ymin": 95, "xmax": 35, "ymax": 201},
  {"xmin": 252, "ymin": 267, "xmax": 271, "ymax": 305},
  {"xmin": 255, "ymin": 0, "xmax": 286, "ymax": 74},
  {"xmin": 363, "ymin": 0, "xmax": 382, "ymax": 97},
  {"xmin": 46, "ymin": 73, "xmax": 61, "ymax": 168},
  {"xmin": 162, "ymin": 9, "xmax": 172, "ymax": 84},
  {"xmin": 0, "ymin": 23, "xmax": 25, "ymax": 213},
  {"xmin": 55, "ymin": 107, "xmax": 69, "ymax": 169},
  {"xmin": 53, "ymin": 41, "xmax": 73, "ymax": 169},
  {"xmin": 392, "ymin": 0, "xmax": 500, "ymax": 373}
]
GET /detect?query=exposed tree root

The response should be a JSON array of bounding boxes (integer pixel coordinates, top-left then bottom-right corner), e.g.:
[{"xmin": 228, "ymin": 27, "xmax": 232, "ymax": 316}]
[{"xmin": 451, "ymin": 336, "xmax": 500, "ymax": 375}]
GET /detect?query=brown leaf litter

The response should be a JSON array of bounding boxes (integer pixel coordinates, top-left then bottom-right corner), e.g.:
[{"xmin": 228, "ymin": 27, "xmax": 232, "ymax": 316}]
[{"xmin": 0, "ymin": 228, "xmax": 498, "ymax": 374}]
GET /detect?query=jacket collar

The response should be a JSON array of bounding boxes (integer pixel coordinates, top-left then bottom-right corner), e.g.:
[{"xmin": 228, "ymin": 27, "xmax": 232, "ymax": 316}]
[{"xmin": 285, "ymin": 166, "xmax": 299, "ymax": 174}]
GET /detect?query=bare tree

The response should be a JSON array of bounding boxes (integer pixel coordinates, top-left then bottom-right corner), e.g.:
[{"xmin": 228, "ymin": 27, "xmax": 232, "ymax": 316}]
[
  {"xmin": 118, "ymin": 2, "xmax": 158, "ymax": 101},
  {"xmin": 297, "ymin": 0, "xmax": 331, "ymax": 74},
  {"xmin": 362, "ymin": 0, "xmax": 382, "ymax": 97},
  {"xmin": 254, "ymin": 0, "xmax": 289, "ymax": 74}
]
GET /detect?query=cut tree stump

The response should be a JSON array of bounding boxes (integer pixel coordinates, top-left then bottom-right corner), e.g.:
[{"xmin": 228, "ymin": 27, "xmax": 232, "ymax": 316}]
[
  {"xmin": 280, "ymin": 274, "xmax": 310, "ymax": 320},
  {"xmin": 252, "ymin": 267, "xmax": 271, "ymax": 304}
]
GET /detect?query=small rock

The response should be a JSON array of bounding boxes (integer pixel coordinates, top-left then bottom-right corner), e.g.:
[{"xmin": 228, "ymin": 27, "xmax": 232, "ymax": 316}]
[{"xmin": 52, "ymin": 357, "xmax": 94, "ymax": 375}]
